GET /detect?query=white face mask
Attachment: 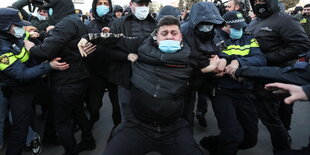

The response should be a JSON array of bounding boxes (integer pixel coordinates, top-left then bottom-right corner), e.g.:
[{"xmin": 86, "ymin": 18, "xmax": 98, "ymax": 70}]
[
  {"xmin": 36, "ymin": 13, "xmax": 47, "ymax": 21},
  {"xmin": 13, "ymin": 26, "xmax": 25, "ymax": 38},
  {"xmin": 134, "ymin": 6, "xmax": 149, "ymax": 20}
]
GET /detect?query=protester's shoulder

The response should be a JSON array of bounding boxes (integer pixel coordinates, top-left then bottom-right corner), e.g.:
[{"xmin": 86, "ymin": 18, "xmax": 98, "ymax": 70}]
[
  {"xmin": 57, "ymin": 14, "xmax": 84, "ymax": 28},
  {"xmin": 275, "ymin": 11, "xmax": 299, "ymax": 22},
  {"xmin": 181, "ymin": 21, "xmax": 190, "ymax": 33},
  {"xmin": 59, "ymin": 14, "xmax": 81, "ymax": 24},
  {"xmin": 242, "ymin": 31, "xmax": 254, "ymax": 38},
  {"xmin": 295, "ymin": 13, "xmax": 303, "ymax": 20}
]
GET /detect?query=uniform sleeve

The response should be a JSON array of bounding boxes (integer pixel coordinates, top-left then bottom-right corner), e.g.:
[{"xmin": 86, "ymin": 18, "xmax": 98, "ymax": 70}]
[
  {"xmin": 0, "ymin": 52, "xmax": 52, "ymax": 82},
  {"xmin": 235, "ymin": 64, "xmax": 310, "ymax": 85},
  {"xmin": 302, "ymin": 85, "xmax": 310, "ymax": 101},
  {"xmin": 236, "ymin": 38, "xmax": 267, "ymax": 67},
  {"xmin": 265, "ymin": 16, "xmax": 310, "ymax": 65},
  {"xmin": 29, "ymin": 19, "xmax": 77, "ymax": 60}
]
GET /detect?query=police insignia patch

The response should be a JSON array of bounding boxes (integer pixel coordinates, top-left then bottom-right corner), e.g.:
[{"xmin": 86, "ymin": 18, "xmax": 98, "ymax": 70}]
[
  {"xmin": 0, "ymin": 55, "xmax": 10, "ymax": 65},
  {"xmin": 236, "ymin": 13, "xmax": 243, "ymax": 19}
]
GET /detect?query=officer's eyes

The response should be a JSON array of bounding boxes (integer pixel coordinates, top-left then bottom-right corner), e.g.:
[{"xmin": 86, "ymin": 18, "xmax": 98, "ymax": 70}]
[
  {"xmin": 161, "ymin": 32, "xmax": 168, "ymax": 36},
  {"xmin": 171, "ymin": 32, "xmax": 178, "ymax": 36}
]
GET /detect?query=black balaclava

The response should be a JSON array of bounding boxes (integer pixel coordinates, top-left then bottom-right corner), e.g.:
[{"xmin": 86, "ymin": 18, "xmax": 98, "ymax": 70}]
[
  {"xmin": 254, "ymin": 3, "xmax": 270, "ymax": 18},
  {"xmin": 195, "ymin": 29, "xmax": 215, "ymax": 41},
  {"xmin": 251, "ymin": 0, "xmax": 279, "ymax": 19}
]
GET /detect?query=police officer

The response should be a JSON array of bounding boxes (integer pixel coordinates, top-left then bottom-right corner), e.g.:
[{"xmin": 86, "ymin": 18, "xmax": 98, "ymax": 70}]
[
  {"xmin": 201, "ymin": 11, "xmax": 266, "ymax": 155},
  {"xmin": 23, "ymin": 0, "xmax": 93, "ymax": 154},
  {"xmin": 0, "ymin": 8, "xmax": 68, "ymax": 155}
]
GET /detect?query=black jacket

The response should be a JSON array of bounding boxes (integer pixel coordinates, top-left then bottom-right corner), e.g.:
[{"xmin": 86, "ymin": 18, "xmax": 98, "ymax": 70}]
[
  {"xmin": 108, "ymin": 11, "xmax": 156, "ymax": 88},
  {"xmin": 250, "ymin": 0, "xmax": 310, "ymax": 67},
  {"xmin": 85, "ymin": 0, "xmax": 113, "ymax": 78},
  {"xmin": 181, "ymin": 2, "xmax": 225, "ymax": 90},
  {"xmin": 30, "ymin": 0, "xmax": 89, "ymax": 86},
  {"xmin": 86, "ymin": 33, "xmax": 208, "ymax": 122}
]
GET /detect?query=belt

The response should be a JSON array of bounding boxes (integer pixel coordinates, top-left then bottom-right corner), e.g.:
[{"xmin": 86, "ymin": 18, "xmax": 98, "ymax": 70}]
[{"xmin": 141, "ymin": 119, "xmax": 177, "ymax": 128}]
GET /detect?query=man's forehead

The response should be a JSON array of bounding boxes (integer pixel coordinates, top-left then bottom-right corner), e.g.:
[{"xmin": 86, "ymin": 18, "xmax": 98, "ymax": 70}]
[
  {"xmin": 158, "ymin": 25, "xmax": 180, "ymax": 31},
  {"xmin": 227, "ymin": 1, "xmax": 234, "ymax": 5},
  {"xmin": 255, "ymin": 0, "xmax": 266, "ymax": 3}
]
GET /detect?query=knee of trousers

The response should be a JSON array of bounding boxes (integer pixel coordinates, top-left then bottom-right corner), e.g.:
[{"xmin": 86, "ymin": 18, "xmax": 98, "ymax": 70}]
[{"xmin": 221, "ymin": 131, "xmax": 244, "ymax": 146}]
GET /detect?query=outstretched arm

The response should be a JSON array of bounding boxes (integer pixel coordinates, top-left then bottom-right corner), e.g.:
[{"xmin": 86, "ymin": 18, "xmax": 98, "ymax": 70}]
[
  {"xmin": 265, "ymin": 83, "xmax": 309, "ymax": 104},
  {"xmin": 78, "ymin": 32, "xmax": 142, "ymax": 57}
]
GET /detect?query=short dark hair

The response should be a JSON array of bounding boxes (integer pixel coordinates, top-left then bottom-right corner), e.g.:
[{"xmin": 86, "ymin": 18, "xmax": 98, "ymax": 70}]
[
  {"xmin": 157, "ymin": 15, "xmax": 180, "ymax": 30},
  {"xmin": 305, "ymin": 4, "xmax": 310, "ymax": 8},
  {"xmin": 231, "ymin": 0, "xmax": 245, "ymax": 12}
]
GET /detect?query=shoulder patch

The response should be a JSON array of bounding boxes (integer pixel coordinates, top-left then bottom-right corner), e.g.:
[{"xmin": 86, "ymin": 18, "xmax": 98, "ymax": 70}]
[{"xmin": 0, "ymin": 55, "xmax": 9, "ymax": 65}]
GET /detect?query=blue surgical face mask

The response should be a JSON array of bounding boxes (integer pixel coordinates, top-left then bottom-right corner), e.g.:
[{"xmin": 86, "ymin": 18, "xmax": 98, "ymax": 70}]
[
  {"xmin": 48, "ymin": 8, "xmax": 53, "ymax": 16},
  {"xmin": 158, "ymin": 40, "xmax": 181, "ymax": 53},
  {"xmin": 230, "ymin": 28, "xmax": 243, "ymax": 40},
  {"xmin": 13, "ymin": 26, "xmax": 25, "ymax": 38},
  {"xmin": 96, "ymin": 5, "xmax": 110, "ymax": 17}
]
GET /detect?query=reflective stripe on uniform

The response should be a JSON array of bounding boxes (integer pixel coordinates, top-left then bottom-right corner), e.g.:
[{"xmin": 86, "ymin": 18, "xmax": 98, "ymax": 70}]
[
  {"xmin": 301, "ymin": 18, "xmax": 307, "ymax": 24},
  {"xmin": 250, "ymin": 38, "xmax": 259, "ymax": 48},
  {"xmin": 223, "ymin": 38, "xmax": 260, "ymax": 56},
  {"xmin": 15, "ymin": 31, "xmax": 31, "ymax": 63},
  {"xmin": 24, "ymin": 31, "xmax": 30, "ymax": 41},
  {"xmin": 0, "ymin": 52, "xmax": 18, "ymax": 71},
  {"xmin": 15, "ymin": 47, "xmax": 30, "ymax": 63},
  {"xmin": 223, "ymin": 45, "xmax": 250, "ymax": 56}
]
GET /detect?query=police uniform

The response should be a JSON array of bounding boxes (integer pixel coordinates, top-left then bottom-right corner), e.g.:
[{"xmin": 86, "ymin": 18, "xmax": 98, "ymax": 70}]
[
  {"xmin": 200, "ymin": 11, "xmax": 267, "ymax": 155},
  {"xmin": 0, "ymin": 8, "xmax": 53, "ymax": 155}
]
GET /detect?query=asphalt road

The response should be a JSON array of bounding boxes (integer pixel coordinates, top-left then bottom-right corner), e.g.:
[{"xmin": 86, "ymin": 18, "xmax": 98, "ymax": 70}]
[{"xmin": 1, "ymin": 94, "xmax": 309, "ymax": 155}]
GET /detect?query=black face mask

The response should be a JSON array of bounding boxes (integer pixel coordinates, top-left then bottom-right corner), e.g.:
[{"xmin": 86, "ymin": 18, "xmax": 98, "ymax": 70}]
[
  {"xmin": 194, "ymin": 28, "xmax": 215, "ymax": 41},
  {"xmin": 254, "ymin": 3, "xmax": 270, "ymax": 18}
]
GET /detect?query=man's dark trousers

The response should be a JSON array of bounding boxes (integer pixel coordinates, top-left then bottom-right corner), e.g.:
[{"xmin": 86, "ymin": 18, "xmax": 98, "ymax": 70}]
[
  {"xmin": 52, "ymin": 80, "xmax": 89, "ymax": 155},
  {"xmin": 211, "ymin": 88, "xmax": 258, "ymax": 155}
]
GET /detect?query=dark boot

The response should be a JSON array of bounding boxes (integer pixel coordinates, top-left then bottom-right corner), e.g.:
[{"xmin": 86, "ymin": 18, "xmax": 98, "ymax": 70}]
[
  {"xmin": 200, "ymin": 136, "xmax": 218, "ymax": 155},
  {"xmin": 77, "ymin": 136, "xmax": 96, "ymax": 152}
]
